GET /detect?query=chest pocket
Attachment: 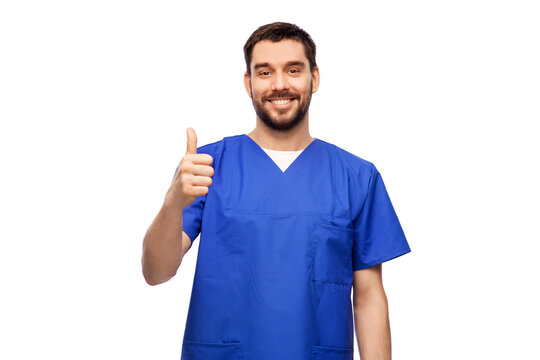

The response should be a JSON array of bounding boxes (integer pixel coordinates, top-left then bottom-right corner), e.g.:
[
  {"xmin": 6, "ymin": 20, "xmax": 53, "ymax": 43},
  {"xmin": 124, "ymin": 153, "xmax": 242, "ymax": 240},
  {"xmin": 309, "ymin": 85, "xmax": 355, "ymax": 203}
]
[{"xmin": 312, "ymin": 223, "xmax": 354, "ymax": 286}]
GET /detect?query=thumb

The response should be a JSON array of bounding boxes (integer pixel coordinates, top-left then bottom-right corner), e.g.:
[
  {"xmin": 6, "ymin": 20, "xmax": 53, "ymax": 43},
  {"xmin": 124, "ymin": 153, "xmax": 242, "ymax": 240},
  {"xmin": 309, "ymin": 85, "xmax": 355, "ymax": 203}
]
[{"xmin": 186, "ymin": 127, "xmax": 197, "ymax": 155}]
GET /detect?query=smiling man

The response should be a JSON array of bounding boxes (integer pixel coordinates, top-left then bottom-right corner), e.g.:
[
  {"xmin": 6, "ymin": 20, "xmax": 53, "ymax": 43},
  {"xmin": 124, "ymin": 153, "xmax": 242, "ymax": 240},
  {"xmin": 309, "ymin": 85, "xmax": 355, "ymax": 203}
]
[
  {"xmin": 246, "ymin": 38, "xmax": 317, "ymax": 132},
  {"xmin": 142, "ymin": 22, "xmax": 411, "ymax": 360}
]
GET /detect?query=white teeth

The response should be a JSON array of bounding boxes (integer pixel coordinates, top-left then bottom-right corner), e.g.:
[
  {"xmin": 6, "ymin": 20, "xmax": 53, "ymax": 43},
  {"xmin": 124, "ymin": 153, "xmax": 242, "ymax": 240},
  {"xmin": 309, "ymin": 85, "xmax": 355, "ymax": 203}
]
[{"xmin": 271, "ymin": 99, "xmax": 291, "ymax": 105}]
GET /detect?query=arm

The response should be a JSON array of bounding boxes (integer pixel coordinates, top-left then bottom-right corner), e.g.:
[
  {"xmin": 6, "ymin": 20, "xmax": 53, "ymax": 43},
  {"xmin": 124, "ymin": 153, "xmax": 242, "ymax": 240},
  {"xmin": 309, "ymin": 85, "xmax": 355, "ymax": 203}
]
[
  {"xmin": 353, "ymin": 264, "xmax": 391, "ymax": 360},
  {"xmin": 141, "ymin": 203, "xmax": 192, "ymax": 286},
  {"xmin": 141, "ymin": 127, "xmax": 213, "ymax": 286}
]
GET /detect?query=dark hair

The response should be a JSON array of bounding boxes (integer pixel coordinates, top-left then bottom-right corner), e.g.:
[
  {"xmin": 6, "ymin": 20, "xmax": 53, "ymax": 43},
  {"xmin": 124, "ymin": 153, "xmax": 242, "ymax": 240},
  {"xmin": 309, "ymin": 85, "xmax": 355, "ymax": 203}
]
[{"xmin": 243, "ymin": 22, "xmax": 317, "ymax": 75}]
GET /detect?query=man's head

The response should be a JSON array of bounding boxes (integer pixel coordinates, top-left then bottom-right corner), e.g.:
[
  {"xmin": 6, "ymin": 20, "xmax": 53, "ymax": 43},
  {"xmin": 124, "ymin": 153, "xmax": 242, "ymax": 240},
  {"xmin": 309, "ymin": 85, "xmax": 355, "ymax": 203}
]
[
  {"xmin": 243, "ymin": 22, "xmax": 320, "ymax": 131},
  {"xmin": 243, "ymin": 22, "xmax": 317, "ymax": 77}
]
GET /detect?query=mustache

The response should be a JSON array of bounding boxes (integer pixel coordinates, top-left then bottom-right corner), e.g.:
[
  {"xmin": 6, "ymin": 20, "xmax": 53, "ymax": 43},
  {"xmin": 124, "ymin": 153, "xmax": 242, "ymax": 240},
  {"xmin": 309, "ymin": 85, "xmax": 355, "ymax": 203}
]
[{"xmin": 262, "ymin": 91, "xmax": 299, "ymax": 101}]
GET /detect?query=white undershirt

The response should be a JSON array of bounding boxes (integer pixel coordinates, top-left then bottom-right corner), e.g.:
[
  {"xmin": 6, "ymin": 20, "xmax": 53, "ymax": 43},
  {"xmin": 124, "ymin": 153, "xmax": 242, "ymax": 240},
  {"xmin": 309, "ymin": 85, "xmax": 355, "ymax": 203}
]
[{"xmin": 260, "ymin": 147, "xmax": 304, "ymax": 173}]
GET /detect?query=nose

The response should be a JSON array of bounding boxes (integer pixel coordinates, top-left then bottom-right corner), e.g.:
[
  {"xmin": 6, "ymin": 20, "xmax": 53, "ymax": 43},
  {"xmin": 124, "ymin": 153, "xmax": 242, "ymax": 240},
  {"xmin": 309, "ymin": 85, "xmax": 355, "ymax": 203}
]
[{"xmin": 271, "ymin": 71, "xmax": 289, "ymax": 91}]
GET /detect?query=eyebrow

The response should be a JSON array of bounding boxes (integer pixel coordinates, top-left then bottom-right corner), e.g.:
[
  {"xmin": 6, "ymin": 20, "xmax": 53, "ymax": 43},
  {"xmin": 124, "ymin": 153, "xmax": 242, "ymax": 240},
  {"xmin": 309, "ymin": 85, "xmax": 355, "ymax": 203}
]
[
  {"xmin": 286, "ymin": 61, "xmax": 306, "ymax": 68},
  {"xmin": 253, "ymin": 61, "xmax": 306, "ymax": 70}
]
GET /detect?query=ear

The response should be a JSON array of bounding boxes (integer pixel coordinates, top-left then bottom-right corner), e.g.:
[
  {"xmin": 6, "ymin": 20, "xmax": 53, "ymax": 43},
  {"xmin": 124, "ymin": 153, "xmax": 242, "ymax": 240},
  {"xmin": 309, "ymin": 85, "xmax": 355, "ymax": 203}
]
[
  {"xmin": 243, "ymin": 71, "xmax": 252, "ymax": 98},
  {"xmin": 311, "ymin": 66, "xmax": 320, "ymax": 94}
]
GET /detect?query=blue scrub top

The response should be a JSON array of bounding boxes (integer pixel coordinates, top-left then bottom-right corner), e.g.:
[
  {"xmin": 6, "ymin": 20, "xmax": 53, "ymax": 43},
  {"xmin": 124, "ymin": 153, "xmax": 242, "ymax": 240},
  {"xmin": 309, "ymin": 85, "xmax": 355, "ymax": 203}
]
[{"xmin": 178, "ymin": 134, "xmax": 410, "ymax": 360}]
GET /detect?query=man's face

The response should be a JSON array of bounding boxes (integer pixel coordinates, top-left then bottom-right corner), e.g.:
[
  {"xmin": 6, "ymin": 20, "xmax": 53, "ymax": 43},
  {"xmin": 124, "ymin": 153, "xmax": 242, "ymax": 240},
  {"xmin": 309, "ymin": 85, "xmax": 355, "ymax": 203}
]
[{"xmin": 244, "ymin": 39, "xmax": 319, "ymax": 131}]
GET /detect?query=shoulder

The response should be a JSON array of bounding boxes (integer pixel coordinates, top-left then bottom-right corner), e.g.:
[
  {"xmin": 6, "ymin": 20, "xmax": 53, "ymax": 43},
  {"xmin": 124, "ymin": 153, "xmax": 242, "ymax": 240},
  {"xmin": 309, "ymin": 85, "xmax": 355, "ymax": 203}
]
[
  {"xmin": 197, "ymin": 134, "xmax": 245, "ymax": 152},
  {"xmin": 196, "ymin": 138, "xmax": 224, "ymax": 156},
  {"xmin": 316, "ymin": 138, "xmax": 377, "ymax": 180},
  {"xmin": 196, "ymin": 134, "xmax": 239, "ymax": 158},
  {"xmin": 196, "ymin": 134, "xmax": 247, "ymax": 164}
]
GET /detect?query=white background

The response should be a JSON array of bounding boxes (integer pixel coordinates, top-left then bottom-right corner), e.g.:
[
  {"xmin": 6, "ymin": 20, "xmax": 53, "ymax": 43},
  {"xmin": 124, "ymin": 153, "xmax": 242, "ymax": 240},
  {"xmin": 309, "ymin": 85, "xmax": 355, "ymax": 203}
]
[{"xmin": 1, "ymin": 0, "xmax": 539, "ymax": 359}]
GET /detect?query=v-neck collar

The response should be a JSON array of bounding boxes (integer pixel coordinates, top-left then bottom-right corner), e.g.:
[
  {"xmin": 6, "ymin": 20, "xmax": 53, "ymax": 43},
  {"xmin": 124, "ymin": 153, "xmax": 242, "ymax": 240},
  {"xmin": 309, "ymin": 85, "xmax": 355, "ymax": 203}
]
[{"xmin": 242, "ymin": 134, "xmax": 319, "ymax": 175}]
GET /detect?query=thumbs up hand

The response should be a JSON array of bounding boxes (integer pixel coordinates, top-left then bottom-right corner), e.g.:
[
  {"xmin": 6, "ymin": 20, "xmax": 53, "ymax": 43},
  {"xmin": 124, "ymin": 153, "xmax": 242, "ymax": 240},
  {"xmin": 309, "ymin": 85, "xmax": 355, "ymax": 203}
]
[{"xmin": 165, "ymin": 127, "xmax": 214, "ymax": 209}]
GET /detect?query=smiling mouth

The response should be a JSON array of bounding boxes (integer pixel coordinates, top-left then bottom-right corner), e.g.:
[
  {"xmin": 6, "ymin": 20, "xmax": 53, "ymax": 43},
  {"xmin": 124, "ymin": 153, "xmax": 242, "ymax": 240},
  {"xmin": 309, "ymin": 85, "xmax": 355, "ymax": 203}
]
[
  {"xmin": 270, "ymin": 99, "xmax": 291, "ymax": 105},
  {"xmin": 267, "ymin": 97, "xmax": 296, "ymax": 106}
]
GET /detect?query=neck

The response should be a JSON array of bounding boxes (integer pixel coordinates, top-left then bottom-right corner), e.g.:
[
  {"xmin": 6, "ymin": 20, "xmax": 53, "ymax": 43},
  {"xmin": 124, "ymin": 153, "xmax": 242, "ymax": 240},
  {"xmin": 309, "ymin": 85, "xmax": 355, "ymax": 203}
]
[{"xmin": 247, "ymin": 116, "xmax": 314, "ymax": 151}]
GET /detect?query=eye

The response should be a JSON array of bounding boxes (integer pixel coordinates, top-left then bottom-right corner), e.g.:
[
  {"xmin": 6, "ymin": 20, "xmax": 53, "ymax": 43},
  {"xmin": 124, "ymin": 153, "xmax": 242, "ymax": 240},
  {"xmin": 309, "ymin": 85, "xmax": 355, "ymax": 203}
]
[
  {"xmin": 259, "ymin": 71, "xmax": 271, "ymax": 76},
  {"xmin": 289, "ymin": 69, "xmax": 300, "ymax": 74}
]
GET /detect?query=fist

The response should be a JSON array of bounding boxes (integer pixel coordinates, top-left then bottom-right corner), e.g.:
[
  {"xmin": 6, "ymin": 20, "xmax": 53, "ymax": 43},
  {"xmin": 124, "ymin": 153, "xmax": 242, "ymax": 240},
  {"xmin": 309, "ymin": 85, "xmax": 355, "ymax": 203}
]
[{"xmin": 165, "ymin": 127, "xmax": 214, "ymax": 209}]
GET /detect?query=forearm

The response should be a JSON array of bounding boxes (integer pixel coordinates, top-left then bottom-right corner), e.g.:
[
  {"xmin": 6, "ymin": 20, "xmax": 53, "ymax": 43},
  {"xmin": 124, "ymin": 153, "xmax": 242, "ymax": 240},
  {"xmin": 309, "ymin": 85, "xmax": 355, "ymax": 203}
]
[
  {"xmin": 353, "ymin": 288, "xmax": 391, "ymax": 360},
  {"xmin": 142, "ymin": 202, "xmax": 185, "ymax": 285}
]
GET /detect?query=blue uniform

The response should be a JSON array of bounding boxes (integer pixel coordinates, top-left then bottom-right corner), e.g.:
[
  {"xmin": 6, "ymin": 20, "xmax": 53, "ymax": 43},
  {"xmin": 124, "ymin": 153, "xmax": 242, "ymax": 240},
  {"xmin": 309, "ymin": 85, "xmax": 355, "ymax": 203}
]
[{"xmin": 179, "ymin": 134, "xmax": 410, "ymax": 360}]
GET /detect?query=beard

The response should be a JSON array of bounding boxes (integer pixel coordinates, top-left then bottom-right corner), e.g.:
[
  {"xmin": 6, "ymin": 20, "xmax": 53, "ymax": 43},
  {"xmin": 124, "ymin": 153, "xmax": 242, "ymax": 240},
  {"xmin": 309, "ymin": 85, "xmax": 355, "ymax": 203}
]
[{"xmin": 251, "ymin": 82, "xmax": 313, "ymax": 131}]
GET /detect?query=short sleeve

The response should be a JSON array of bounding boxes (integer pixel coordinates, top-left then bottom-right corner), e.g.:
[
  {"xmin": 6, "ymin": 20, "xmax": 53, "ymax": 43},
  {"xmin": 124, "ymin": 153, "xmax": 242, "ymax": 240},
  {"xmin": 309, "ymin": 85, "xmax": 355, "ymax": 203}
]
[
  {"xmin": 183, "ymin": 187, "xmax": 207, "ymax": 247},
  {"xmin": 352, "ymin": 164, "xmax": 411, "ymax": 270}
]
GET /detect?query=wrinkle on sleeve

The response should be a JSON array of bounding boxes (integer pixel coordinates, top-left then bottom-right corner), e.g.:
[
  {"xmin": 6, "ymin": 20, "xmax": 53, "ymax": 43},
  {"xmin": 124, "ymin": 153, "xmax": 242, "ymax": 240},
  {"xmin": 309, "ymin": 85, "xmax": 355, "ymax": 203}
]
[{"xmin": 352, "ymin": 164, "xmax": 411, "ymax": 270}]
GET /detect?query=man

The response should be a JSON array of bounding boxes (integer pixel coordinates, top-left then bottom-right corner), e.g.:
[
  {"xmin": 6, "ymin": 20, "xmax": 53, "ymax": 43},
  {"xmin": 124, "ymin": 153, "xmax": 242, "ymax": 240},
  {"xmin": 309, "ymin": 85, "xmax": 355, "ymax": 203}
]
[{"xmin": 142, "ymin": 22, "xmax": 411, "ymax": 360}]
